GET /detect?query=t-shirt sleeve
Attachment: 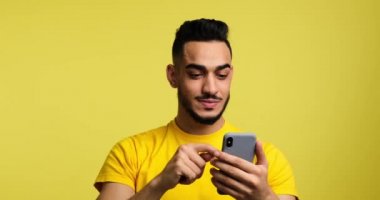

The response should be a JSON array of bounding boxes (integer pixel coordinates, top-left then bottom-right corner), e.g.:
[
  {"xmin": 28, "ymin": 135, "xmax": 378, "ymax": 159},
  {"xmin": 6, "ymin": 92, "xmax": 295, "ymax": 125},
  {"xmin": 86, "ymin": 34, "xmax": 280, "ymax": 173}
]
[
  {"xmin": 264, "ymin": 143, "xmax": 299, "ymax": 198},
  {"xmin": 94, "ymin": 138, "xmax": 138, "ymax": 192}
]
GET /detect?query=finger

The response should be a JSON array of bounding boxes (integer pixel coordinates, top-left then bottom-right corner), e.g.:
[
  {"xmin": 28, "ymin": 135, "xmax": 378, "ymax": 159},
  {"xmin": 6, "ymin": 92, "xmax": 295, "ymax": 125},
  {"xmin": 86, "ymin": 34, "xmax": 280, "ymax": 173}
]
[
  {"xmin": 183, "ymin": 155, "xmax": 203, "ymax": 178},
  {"xmin": 211, "ymin": 176, "xmax": 243, "ymax": 199},
  {"xmin": 199, "ymin": 152, "xmax": 214, "ymax": 162},
  {"xmin": 210, "ymin": 168, "xmax": 250, "ymax": 194},
  {"xmin": 178, "ymin": 161, "xmax": 198, "ymax": 185},
  {"xmin": 184, "ymin": 144, "xmax": 218, "ymax": 169},
  {"xmin": 211, "ymin": 159, "xmax": 251, "ymax": 184},
  {"xmin": 179, "ymin": 145, "xmax": 208, "ymax": 169},
  {"xmin": 191, "ymin": 143, "xmax": 219, "ymax": 156},
  {"xmin": 214, "ymin": 151, "xmax": 254, "ymax": 173},
  {"xmin": 255, "ymin": 141, "xmax": 268, "ymax": 166}
]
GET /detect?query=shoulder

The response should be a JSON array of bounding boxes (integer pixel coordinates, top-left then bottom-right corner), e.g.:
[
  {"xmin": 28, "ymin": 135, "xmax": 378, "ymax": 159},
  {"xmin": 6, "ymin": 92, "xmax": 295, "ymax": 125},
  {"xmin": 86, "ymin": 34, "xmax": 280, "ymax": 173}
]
[
  {"xmin": 103, "ymin": 123, "xmax": 169, "ymax": 168},
  {"xmin": 115, "ymin": 123, "xmax": 169, "ymax": 152}
]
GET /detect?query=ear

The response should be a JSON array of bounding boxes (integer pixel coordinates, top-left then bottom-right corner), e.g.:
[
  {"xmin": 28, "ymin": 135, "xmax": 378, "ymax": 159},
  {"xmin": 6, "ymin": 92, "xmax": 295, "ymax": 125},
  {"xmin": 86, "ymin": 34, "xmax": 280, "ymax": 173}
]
[{"xmin": 166, "ymin": 64, "xmax": 178, "ymax": 88}]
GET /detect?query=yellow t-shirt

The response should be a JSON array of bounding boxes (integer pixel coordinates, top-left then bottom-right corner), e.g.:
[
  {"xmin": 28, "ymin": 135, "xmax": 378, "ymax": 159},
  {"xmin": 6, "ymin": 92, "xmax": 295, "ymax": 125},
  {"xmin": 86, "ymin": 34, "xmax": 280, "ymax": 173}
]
[{"xmin": 95, "ymin": 120, "xmax": 298, "ymax": 199}]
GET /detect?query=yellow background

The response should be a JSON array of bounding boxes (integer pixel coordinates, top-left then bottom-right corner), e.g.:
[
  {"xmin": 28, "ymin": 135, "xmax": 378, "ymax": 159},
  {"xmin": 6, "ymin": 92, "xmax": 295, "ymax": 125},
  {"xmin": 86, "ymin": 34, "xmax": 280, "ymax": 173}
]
[{"xmin": 1, "ymin": 0, "xmax": 379, "ymax": 199}]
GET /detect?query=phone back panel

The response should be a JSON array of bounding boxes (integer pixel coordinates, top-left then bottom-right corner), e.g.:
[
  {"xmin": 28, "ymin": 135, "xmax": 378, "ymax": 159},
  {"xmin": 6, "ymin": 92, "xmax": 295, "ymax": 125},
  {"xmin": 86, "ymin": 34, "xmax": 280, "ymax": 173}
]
[{"xmin": 222, "ymin": 133, "xmax": 256, "ymax": 162}]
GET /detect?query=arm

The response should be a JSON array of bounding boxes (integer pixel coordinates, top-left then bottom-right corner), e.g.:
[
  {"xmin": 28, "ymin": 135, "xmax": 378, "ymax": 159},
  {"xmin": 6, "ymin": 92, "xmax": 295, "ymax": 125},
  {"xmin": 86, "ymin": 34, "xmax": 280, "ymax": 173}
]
[
  {"xmin": 97, "ymin": 144, "xmax": 218, "ymax": 200},
  {"xmin": 278, "ymin": 195, "xmax": 297, "ymax": 200},
  {"xmin": 96, "ymin": 177, "xmax": 167, "ymax": 200},
  {"xmin": 96, "ymin": 183, "xmax": 296, "ymax": 200},
  {"xmin": 96, "ymin": 183, "xmax": 134, "ymax": 200},
  {"xmin": 210, "ymin": 141, "xmax": 297, "ymax": 200}
]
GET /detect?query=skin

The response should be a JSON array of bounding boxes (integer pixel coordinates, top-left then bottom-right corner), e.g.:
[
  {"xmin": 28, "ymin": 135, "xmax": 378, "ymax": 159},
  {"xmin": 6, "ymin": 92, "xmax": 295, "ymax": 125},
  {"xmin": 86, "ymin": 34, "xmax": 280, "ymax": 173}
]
[
  {"xmin": 97, "ymin": 41, "xmax": 297, "ymax": 200},
  {"xmin": 169, "ymin": 41, "xmax": 233, "ymax": 134}
]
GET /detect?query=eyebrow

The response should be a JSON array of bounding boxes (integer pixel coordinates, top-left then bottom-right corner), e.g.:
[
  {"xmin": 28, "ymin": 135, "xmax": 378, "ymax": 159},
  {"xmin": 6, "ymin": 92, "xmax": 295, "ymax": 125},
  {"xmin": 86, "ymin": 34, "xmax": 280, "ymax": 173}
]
[
  {"xmin": 185, "ymin": 63, "xmax": 231, "ymax": 71},
  {"xmin": 216, "ymin": 64, "xmax": 231, "ymax": 70}
]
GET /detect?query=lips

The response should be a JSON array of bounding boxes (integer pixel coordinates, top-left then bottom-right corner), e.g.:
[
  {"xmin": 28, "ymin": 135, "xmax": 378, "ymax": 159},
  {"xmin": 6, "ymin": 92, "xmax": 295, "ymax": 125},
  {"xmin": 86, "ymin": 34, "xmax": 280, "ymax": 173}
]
[{"xmin": 198, "ymin": 98, "xmax": 221, "ymax": 109}]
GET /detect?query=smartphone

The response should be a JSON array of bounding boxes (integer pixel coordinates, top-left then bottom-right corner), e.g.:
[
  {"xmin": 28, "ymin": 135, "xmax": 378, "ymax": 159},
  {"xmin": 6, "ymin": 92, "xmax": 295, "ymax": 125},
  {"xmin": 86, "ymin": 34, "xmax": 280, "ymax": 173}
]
[
  {"xmin": 217, "ymin": 133, "xmax": 256, "ymax": 195},
  {"xmin": 221, "ymin": 133, "xmax": 256, "ymax": 162}
]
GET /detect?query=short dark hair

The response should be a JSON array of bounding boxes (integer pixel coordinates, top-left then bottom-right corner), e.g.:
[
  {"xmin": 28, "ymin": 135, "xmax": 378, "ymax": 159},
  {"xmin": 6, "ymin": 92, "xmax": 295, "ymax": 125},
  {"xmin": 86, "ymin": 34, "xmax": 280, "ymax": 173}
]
[{"xmin": 172, "ymin": 18, "xmax": 232, "ymax": 64}]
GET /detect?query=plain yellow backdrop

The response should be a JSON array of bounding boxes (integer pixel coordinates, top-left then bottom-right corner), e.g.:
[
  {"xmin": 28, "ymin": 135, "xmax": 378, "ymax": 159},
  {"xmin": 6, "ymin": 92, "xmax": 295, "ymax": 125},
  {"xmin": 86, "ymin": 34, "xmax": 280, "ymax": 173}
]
[{"xmin": 0, "ymin": 0, "xmax": 379, "ymax": 199}]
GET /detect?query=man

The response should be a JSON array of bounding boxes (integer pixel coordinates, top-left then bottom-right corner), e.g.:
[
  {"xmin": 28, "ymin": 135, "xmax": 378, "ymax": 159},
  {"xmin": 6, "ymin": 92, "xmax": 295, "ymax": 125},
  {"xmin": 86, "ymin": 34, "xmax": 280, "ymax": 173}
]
[{"xmin": 95, "ymin": 18, "xmax": 298, "ymax": 200}]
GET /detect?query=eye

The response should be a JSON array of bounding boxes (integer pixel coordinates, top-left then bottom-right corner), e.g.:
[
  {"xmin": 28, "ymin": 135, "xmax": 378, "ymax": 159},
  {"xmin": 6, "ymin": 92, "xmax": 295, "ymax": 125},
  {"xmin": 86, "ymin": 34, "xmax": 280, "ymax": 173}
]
[
  {"xmin": 216, "ymin": 68, "xmax": 230, "ymax": 80},
  {"xmin": 217, "ymin": 74, "xmax": 227, "ymax": 78},
  {"xmin": 216, "ymin": 72, "xmax": 229, "ymax": 80},
  {"xmin": 187, "ymin": 71, "xmax": 204, "ymax": 79},
  {"xmin": 189, "ymin": 74, "xmax": 202, "ymax": 79}
]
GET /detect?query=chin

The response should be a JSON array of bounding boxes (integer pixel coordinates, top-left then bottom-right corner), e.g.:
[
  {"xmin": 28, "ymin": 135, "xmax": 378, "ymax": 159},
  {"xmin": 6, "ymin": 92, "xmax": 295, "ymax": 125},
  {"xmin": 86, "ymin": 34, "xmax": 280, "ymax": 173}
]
[{"xmin": 197, "ymin": 110, "xmax": 220, "ymax": 117}]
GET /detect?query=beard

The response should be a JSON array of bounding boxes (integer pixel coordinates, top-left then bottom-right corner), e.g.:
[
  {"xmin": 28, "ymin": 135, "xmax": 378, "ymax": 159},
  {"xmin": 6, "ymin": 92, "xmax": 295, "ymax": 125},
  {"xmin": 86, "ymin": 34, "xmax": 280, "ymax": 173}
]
[{"xmin": 178, "ymin": 88, "xmax": 230, "ymax": 125}]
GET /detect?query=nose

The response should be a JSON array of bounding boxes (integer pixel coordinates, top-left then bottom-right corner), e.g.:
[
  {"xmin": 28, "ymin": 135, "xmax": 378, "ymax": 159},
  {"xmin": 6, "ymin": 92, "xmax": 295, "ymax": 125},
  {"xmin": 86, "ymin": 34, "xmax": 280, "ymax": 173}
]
[{"xmin": 202, "ymin": 74, "xmax": 218, "ymax": 95}]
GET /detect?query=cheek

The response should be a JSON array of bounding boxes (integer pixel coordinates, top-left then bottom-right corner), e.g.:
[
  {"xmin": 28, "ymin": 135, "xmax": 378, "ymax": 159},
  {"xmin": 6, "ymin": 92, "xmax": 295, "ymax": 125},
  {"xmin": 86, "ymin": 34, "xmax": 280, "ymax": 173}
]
[
  {"xmin": 218, "ymin": 82, "xmax": 232, "ymax": 95},
  {"xmin": 181, "ymin": 80, "xmax": 202, "ymax": 95}
]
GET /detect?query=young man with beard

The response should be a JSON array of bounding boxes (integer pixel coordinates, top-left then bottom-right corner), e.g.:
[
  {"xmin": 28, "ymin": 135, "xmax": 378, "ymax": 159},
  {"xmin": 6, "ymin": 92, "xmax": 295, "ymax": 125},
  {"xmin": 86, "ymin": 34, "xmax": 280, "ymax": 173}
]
[{"xmin": 95, "ymin": 19, "xmax": 298, "ymax": 200}]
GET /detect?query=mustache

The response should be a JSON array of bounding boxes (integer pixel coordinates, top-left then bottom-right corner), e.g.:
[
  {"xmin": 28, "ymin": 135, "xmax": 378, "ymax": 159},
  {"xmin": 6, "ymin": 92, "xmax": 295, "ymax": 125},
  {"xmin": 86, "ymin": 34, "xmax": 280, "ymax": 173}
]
[{"xmin": 195, "ymin": 93, "xmax": 223, "ymax": 101}]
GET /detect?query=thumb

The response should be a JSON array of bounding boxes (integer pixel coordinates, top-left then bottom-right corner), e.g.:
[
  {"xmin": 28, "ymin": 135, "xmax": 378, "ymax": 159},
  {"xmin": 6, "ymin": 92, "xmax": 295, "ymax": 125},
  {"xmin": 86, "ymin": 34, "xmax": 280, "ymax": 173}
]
[{"xmin": 255, "ymin": 141, "xmax": 268, "ymax": 166}]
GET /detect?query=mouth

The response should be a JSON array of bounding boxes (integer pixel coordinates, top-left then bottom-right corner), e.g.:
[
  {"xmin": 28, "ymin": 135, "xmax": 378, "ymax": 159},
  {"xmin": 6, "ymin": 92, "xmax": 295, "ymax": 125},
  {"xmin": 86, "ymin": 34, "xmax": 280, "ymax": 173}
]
[{"xmin": 197, "ymin": 98, "xmax": 221, "ymax": 109}]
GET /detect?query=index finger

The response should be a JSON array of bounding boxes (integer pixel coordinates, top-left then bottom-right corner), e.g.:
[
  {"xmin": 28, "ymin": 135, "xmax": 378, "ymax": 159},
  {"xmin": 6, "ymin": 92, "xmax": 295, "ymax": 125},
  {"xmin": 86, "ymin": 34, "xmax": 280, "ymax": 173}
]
[
  {"xmin": 186, "ymin": 143, "xmax": 219, "ymax": 168},
  {"xmin": 190, "ymin": 143, "xmax": 219, "ymax": 155}
]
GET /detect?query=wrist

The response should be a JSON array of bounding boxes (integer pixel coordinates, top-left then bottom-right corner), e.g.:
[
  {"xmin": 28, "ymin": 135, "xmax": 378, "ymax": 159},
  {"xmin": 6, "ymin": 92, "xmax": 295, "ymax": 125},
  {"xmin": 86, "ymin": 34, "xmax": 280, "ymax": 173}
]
[
  {"xmin": 261, "ymin": 188, "xmax": 279, "ymax": 200},
  {"xmin": 148, "ymin": 174, "xmax": 170, "ymax": 197},
  {"xmin": 128, "ymin": 174, "xmax": 169, "ymax": 200}
]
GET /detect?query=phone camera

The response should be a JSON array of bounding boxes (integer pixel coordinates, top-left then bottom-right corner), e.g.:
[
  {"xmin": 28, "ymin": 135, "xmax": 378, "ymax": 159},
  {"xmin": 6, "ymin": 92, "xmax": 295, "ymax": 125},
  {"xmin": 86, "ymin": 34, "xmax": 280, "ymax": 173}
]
[{"xmin": 226, "ymin": 137, "xmax": 233, "ymax": 147}]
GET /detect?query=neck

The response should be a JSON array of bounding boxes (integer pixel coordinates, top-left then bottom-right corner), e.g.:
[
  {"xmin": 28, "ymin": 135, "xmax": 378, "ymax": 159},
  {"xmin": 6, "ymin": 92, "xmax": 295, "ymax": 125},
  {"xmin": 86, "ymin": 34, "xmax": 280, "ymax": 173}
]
[{"xmin": 175, "ymin": 112, "xmax": 225, "ymax": 135}]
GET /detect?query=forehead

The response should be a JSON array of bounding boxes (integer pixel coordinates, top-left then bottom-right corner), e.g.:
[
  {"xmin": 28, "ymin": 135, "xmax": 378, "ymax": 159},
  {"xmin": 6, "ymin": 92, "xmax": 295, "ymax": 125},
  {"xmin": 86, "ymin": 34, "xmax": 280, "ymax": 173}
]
[{"xmin": 182, "ymin": 41, "xmax": 231, "ymax": 69}]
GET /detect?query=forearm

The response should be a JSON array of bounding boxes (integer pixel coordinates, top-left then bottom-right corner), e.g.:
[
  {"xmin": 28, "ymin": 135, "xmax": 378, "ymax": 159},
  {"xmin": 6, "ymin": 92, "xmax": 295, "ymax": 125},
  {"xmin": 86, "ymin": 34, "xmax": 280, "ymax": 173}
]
[
  {"xmin": 266, "ymin": 194, "xmax": 280, "ymax": 200},
  {"xmin": 259, "ymin": 188, "xmax": 280, "ymax": 200},
  {"xmin": 129, "ymin": 175, "xmax": 168, "ymax": 200}
]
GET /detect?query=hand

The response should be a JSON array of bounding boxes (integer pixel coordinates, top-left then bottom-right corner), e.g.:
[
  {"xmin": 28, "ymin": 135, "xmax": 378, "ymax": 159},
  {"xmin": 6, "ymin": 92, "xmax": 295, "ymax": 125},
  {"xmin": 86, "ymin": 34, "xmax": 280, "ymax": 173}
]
[
  {"xmin": 210, "ymin": 141, "xmax": 278, "ymax": 200},
  {"xmin": 156, "ymin": 143, "xmax": 218, "ymax": 192}
]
